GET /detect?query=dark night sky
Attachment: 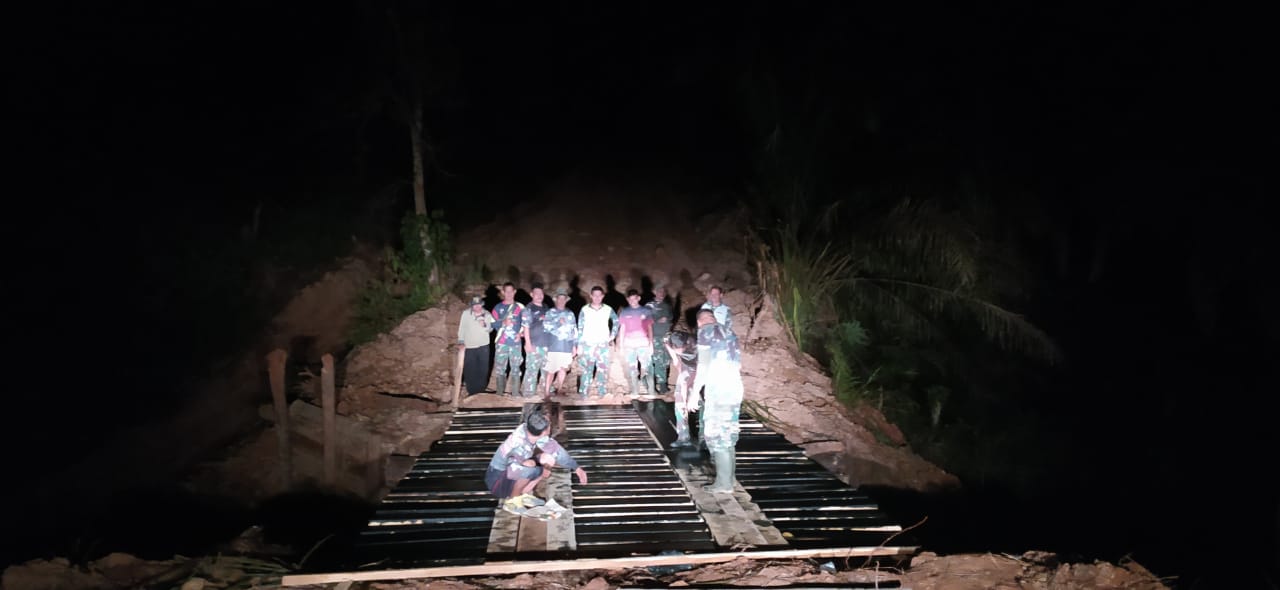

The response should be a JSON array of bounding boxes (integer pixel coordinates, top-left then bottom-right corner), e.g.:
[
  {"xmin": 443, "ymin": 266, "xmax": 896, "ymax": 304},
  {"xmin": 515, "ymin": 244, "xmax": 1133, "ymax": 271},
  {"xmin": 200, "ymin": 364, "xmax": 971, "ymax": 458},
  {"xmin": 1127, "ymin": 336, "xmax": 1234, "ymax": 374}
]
[{"xmin": 4, "ymin": 1, "xmax": 1277, "ymax": 584}]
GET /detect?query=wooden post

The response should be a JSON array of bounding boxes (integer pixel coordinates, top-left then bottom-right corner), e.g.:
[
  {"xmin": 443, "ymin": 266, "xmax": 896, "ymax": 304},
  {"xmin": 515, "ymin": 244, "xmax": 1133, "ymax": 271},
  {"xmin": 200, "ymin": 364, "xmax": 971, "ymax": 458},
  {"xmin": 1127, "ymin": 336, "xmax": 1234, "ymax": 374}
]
[
  {"xmin": 452, "ymin": 345, "xmax": 465, "ymax": 406},
  {"xmin": 365, "ymin": 437, "xmax": 384, "ymax": 497},
  {"xmin": 266, "ymin": 348, "xmax": 291, "ymax": 488},
  {"xmin": 321, "ymin": 353, "xmax": 336, "ymax": 486}
]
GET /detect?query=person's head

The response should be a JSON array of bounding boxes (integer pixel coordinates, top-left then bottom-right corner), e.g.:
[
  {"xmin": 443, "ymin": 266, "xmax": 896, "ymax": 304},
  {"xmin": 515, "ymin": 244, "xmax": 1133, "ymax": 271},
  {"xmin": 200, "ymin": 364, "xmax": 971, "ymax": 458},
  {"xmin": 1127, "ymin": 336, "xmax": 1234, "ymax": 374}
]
[
  {"xmin": 553, "ymin": 286, "xmax": 569, "ymax": 309},
  {"xmin": 653, "ymin": 284, "xmax": 666, "ymax": 301},
  {"xmin": 626, "ymin": 288, "xmax": 641, "ymax": 307},
  {"xmin": 590, "ymin": 286, "xmax": 604, "ymax": 306},
  {"xmin": 530, "ymin": 283, "xmax": 545, "ymax": 305},
  {"xmin": 666, "ymin": 329, "xmax": 692, "ymax": 350},
  {"xmin": 697, "ymin": 309, "xmax": 716, "ymax": 327},
  {"xmin": 470, "ymin": 295, "xmax": 484, "ymax": 312},
  {"xmin": 707, "ymin": 286, "xmax": 723, "ymax": 306},
  {"xmin": 525, "ymin": 412, "xmax": 550, "ymax": 444},
  {"xmin": 501, "ymin": 282, "xmax": 516, "ymax": 302}
]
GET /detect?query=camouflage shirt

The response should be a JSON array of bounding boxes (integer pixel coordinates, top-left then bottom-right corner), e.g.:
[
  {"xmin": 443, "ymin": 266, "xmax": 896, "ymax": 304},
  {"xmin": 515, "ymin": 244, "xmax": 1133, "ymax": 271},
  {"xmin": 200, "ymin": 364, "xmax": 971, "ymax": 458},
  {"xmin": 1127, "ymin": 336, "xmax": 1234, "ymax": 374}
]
[
  {"xmin": 693, "ymin": 322, "xmax": 743, "ymax": 402},
  {"xmin": 646, "ymin": 299, "xmax": 674, "ymax": 340},
  {"xmin": 491, "ymin": 301, "xmax": 526, "ymax": 346}
]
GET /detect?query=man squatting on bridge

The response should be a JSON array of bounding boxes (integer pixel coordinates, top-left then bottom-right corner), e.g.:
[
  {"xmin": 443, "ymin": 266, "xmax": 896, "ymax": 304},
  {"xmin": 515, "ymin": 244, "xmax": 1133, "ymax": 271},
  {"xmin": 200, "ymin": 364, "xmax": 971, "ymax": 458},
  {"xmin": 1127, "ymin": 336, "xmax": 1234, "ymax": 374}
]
[
  {"xmin": 486, "ymin": 411, "xmax": 589, "ymax": 512},
  {"xmin": 693, "ymin": 308, "xmax": 744, "ymax": 493}
]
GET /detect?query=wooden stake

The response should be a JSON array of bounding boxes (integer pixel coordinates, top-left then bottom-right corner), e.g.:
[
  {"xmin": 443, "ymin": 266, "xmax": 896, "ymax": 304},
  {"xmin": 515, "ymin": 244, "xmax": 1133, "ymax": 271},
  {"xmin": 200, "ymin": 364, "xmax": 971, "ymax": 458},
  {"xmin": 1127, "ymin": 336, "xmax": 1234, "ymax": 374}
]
[
  {"xmin": 266, "ymin": 348, "xmax": 291, "ymax": 488},
  {"xmin": 321, "ymin": 353, "xmax": 336, "ymax": 486},
  {"xmin": 452, "ymin": 345, "xmax": 465, "ymax": 405},
  {"xmin": 280, "ymin": 545, "xmax": 918, "ymax": 586}
]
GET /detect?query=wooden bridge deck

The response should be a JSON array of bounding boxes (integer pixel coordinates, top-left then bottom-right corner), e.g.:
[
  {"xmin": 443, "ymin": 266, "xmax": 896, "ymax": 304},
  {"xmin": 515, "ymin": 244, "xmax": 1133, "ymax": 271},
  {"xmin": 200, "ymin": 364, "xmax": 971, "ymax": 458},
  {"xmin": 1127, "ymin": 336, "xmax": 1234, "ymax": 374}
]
[{"xmin": 284, "ymin": 401, "xmax": 918, "ymax": 585}]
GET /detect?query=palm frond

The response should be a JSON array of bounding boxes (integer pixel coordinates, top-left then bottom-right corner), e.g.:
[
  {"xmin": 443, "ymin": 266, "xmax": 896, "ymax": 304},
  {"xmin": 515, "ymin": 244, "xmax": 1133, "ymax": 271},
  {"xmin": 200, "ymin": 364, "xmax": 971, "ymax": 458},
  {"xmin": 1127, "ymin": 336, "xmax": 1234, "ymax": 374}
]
[{"xmin": 858, "ymin": 277, "xmax": 1061, "ymax": 364}]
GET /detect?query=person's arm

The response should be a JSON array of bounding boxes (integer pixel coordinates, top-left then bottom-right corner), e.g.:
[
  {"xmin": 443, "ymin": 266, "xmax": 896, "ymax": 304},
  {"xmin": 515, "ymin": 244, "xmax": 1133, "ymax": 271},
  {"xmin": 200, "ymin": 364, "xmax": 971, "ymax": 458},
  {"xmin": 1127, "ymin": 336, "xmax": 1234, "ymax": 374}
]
[
  {"xmin": 506, "ymin": 447, "xmax": 540, "ymax": 480},
  {"xmin": 544, "ymin": 441, "xmax": 588, "ymax": 484},
  {"xmin": 458, "ymin": 312, "xmax": 466, "ymax": 346},
  {"xmin": 575, "ymin": 309, "xmax": 586, "ymax": 355},
  {"xmin": 692, "ymin": 344, "xmax": 710, "ymax": 395},
  {"xmin": 723, "ymin": 306, "xmax": 733, "ymax": 331},
  {"xmin": 608, "ymin": 308, "xmax": 620, "ymax": 343},
  {"xmin": 521, "ymin": 307, "xmax": 533, "ymax": 352}
]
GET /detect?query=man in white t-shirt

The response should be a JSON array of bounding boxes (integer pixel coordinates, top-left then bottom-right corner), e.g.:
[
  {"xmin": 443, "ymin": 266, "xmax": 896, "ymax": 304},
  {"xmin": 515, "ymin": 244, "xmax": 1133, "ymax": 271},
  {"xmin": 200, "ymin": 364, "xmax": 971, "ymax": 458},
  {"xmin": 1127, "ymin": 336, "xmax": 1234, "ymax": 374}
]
[{"xmin": 575, "ymin": 285, "xmax": 618, "ymax": 399}]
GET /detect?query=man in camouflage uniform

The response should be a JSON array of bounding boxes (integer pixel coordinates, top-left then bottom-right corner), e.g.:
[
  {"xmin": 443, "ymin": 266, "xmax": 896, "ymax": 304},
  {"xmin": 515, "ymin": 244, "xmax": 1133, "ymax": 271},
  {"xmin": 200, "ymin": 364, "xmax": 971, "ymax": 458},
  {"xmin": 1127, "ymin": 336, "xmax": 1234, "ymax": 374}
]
[
  {"xmin": 617, "ymin": 288, "xmax": 654, "ymax": 398},
  {"xmin": 490, "ymin": 282, "xmax": 525, "ymax": 397},
  {"xmin": 691, "ymin": 309, "xmax": 743, "ymax": 493},
  {"xmin": 576, "ymin": 285, "xmax": 618, "ymax": 399},
  {"xmin": 700, "ymin": 285, "xmax": 732, "ymax": 331},
  {"xmin": 646, "ymin": 284, "xmax": 674, "ymax": 394},
  {"xmin": 519, "ymin": 284, "xmax": 551, "ymax": 397},
  {"xmin": 663, "ymin": 328, "xmax": 699, "ymax": 448},
  {"xmin": 541, "ymin": 286, "xmax": 578, "ymax": 397}
]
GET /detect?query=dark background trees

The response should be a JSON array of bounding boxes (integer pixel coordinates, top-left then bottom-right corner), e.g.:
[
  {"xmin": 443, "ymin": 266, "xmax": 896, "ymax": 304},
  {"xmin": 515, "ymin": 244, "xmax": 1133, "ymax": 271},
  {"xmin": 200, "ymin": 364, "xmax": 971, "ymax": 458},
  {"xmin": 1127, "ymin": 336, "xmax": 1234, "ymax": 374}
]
[{"xmin": 5, "ymin": 2, "xmax": 1274, "ymax": 586}]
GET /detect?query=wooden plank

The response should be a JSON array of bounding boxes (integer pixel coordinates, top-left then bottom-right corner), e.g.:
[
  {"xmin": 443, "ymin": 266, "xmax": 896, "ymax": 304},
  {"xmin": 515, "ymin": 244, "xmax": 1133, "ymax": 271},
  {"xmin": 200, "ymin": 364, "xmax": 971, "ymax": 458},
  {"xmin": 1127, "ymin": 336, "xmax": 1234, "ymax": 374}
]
[
  {"xmin": 515, "ymin": 509, "xmax": 548, "ymax": 552},
  {"xmin": 266, "ymin": 348, "xmax": 291, "ymax": 488},
  {"xmin": 486, "ymin": 506, "xmax": 519, "ymax": 554},
  {"xmin": 322, "ymin": 353, "xmax": 336, "ymax": 485},
  {"xmin": 544, "ymin": 465, "xmax": 576, "ymax": 551},
  {"xmin": 280, "ymin": 545, "xmax": 920, "ymax": 586}
]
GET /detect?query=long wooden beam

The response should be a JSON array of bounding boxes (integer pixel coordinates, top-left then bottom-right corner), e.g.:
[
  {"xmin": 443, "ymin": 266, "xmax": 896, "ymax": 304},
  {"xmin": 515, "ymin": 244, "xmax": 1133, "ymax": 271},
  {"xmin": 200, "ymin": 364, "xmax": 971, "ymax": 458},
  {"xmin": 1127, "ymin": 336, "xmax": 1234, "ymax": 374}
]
[{"xmin": 280, "ymin": 545, "xmax": 918, "ymax": 586}]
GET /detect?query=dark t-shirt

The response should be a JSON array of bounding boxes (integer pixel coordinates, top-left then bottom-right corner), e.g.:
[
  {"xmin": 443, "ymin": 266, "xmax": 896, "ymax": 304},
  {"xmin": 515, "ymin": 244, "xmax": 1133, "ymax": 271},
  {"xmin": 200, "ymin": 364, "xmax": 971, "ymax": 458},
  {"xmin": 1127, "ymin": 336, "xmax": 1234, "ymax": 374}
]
[{"xmin": 522, "ymin": 302, "xmax": 550, "ymax": 347}]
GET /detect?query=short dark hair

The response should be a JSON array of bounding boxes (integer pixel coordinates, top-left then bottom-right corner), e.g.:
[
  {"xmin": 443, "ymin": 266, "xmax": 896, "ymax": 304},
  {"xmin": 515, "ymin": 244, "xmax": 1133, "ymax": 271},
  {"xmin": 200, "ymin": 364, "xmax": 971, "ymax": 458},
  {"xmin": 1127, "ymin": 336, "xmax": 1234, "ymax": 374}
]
[
  {"xmin": 530, "ymin": 282, "xmax": 544, "ymax": 291},
  {"xmin": 503, "ymin": 282, "xmax": 516, "ymax": 289},
  {"xmin": 626, "ymin": 288, "xmax": 640, "ymax": 297},
  {"xmin": 590, "ymin": 285, "xmax": 605, "ymax": 294},
  {"xmin": 526, "ymin": 412, "xmax": 549, "ymax": 436},
  {"xmin": 697, "ymin": 309, "xmax": 716, "ymax": 320}
]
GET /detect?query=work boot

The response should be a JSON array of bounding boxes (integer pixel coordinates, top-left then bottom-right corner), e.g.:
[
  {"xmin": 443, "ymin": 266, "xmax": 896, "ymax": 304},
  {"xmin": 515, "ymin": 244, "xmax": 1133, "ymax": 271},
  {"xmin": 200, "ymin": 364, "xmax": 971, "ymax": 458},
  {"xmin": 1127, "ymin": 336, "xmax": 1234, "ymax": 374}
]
[
  {"xmin": 496, "ymin": 375, "xmax": 507, "ymax": 397},
  {"xmin": 628, "ymin": 375, "xmax": 640, "ymax": 398},
  {"xmin": 512, "ymin": 372, "xmax": 522, "ymax": 397},
  {"xmin": 670, "ymin": 432, "xmax": 692, "ymax": 448},
  {"xmin": 702, "ymin": 448, "xmax": 735, "ymax": 494}
]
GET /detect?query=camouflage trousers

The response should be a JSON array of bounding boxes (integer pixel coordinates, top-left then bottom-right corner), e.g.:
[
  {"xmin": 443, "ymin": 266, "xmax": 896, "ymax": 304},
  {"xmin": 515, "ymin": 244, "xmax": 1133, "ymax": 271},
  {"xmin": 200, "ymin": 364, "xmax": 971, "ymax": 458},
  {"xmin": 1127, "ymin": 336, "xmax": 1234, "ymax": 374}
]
[
  {"xmin": 650, "ymin": 339, "xmax": 671, "ymax": 388},
  {"xmin": 622, "ymin": 341, "xmax": 652, "ymax": 381},
  {"xmin": 674, "ymin": 366, "xmax": 698, "ymax": 441},
  {"xmin": 521, "ymin": 346, "xmax": 547, "ymax": 395},
  {"xmin": 674, "ymin": 402, "xmax": 692, "ymax": 442},
  {"xmin": 675, "ymin": 367, "xmax": 697, "ymax": 400},
  {"xmin": 494, "ymin": 343, "xmax": 523, "ymax": 378},
  {"xmin": 701, "ymin": 396, "xmax": 742, "ymax": 453},
  {"xmin": 577, "ymin": 343, "xmax": 610, "ymax": 397}
]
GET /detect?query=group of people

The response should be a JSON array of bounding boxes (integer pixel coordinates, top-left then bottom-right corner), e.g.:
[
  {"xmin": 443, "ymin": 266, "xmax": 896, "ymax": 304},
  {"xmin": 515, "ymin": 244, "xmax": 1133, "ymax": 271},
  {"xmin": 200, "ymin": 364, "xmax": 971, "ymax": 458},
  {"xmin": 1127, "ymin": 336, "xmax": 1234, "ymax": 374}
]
[
  {"xmin": 457, "ymin": 282, "xmax": 734, "ymax": 402},
  {"xmin": 478, "ymin": 283, "xmax": 745, "ymax": 511}
]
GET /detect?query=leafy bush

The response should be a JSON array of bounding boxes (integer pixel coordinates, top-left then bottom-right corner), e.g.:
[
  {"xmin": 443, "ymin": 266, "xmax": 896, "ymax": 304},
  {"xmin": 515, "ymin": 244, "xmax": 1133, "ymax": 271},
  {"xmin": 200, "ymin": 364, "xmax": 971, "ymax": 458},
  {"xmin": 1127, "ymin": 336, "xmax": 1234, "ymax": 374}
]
[{"xmin": 348, "ymin": 210, "xmax": 452, "ymax": 344}]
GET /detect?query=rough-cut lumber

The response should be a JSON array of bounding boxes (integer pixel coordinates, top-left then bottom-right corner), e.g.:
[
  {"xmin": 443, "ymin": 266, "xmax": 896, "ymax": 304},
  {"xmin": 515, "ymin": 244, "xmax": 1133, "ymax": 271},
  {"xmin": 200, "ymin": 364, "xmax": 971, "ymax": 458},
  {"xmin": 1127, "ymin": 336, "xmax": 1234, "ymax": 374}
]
[
  {"xmin": 322, "ymin": 353, "xmax": 336, "ymax": 485},
  {"xmin": 280, "ymin": 545, "xmax": 918, "ymax": 586},
  {"xmin": 266, "ymin": 348, "xmax": 290, "ymax": 487}
]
